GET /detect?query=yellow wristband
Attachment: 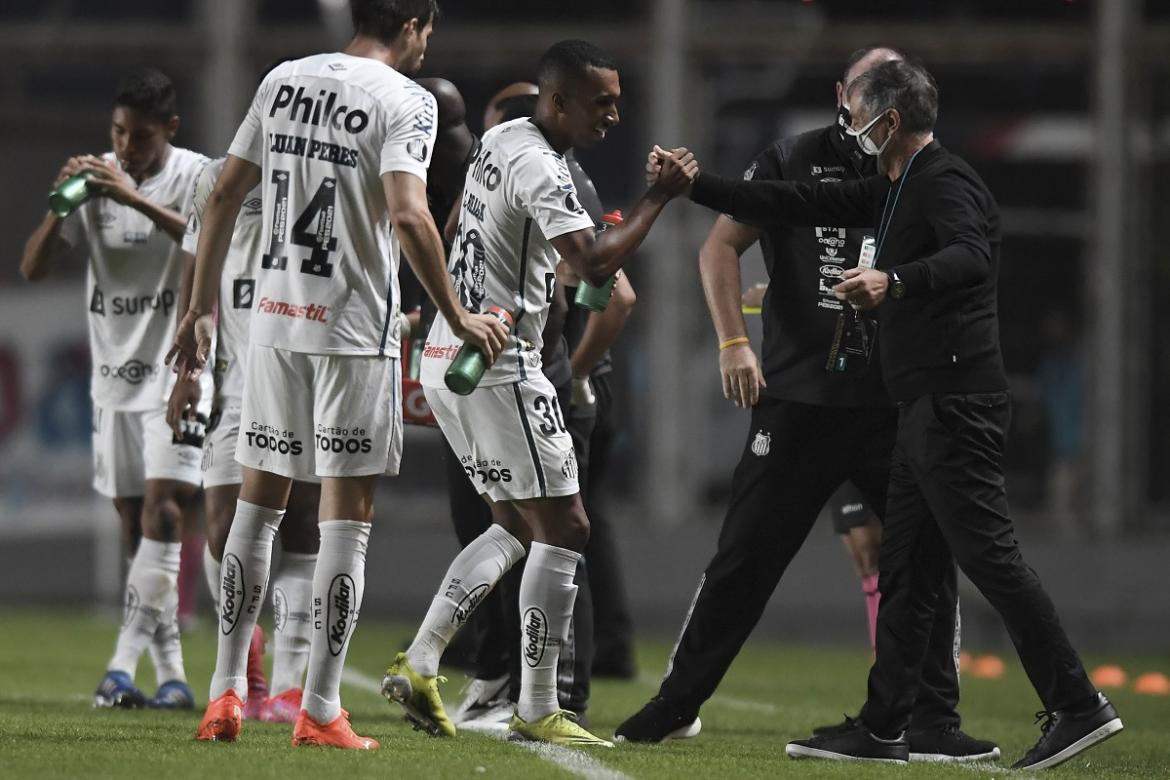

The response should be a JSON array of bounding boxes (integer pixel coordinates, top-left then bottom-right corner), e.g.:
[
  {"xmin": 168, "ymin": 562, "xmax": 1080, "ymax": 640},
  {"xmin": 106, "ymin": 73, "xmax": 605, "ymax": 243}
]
[{"xmin": 719, "ymin": 336, "xmax": 750, "ymax": 351}]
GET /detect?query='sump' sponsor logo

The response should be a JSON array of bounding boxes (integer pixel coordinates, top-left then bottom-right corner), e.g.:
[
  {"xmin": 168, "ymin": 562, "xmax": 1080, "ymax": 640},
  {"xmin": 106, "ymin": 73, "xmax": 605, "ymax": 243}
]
[
  {"xmin": 220, "ymin": 553, "xmax": 246, "ymax": 635},
  {"xmin": 327, "ymin": 574, "xmax": 356, "ymax": 656},
  {"xmin": 522, "ymin": 607, "xmax": 548, "ymax": 668},
  {"xmin": 452, "ymin": 583, "xmax": 489, "ymax": 627},
  {"xmin": 100, "ymin": 360, "xmax": 160, "ymax": 385}
]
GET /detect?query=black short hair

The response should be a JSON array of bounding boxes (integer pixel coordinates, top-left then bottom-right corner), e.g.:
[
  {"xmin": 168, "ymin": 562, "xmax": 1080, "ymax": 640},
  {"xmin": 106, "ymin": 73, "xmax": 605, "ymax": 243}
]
[
  {"xmin": 494, "ymin": 93, "xmax": 538, "ymax": 124},
  {"xmin": 113, "ymin": 67, "xmax": 177, "ymax": 122},
  {"xmin": 847, "ymin": 59, "xmax": 938, "ymax": 134},
  {"xmin": 536, "ymin": 40, "xmax": 618, "ymax": 88},
  {"xmin": 842, "ymin": 45, "xmax": 906, "ymax": 83},
  {"xmin": 351, "ymin": 0, "xmax": 439, "ymax": 42}
]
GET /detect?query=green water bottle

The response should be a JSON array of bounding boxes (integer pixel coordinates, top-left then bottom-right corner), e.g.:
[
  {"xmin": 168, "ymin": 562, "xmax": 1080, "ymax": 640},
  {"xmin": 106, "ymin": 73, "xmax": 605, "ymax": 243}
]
[
  {"xmin": 444, "ymin": 305, "xmax": 514, "ymax": 395},
  {"xmin": 48, "ymin": 172, "xmax": 96, "ymax": 218},
  {"xmin": 574, "ymin": 210, "xmax": 623, "ymax": 312}
]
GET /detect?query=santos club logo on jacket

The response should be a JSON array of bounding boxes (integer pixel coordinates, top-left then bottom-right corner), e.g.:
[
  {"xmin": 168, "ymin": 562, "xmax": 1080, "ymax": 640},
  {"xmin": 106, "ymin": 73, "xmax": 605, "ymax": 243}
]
[{"xmin": 750, "ymin": 429, "xmax": 772, "ymax": 457}]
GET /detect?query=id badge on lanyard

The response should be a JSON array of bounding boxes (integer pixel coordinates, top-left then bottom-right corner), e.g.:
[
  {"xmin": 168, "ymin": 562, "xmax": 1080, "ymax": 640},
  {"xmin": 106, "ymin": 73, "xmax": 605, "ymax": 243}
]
[{"xmin": 826, "ymin": 235, "xmax": 878, "ymax": 373}]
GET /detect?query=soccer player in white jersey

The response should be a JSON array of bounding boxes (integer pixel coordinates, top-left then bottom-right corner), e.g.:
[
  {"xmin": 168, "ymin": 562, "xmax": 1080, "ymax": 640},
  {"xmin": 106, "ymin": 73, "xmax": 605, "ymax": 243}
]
[
  {"xmin": 169, "ymin": 0, "xmax": 505, "ymax": 749},
  {"xmin": 382, "ymin": 40, "xmax": 695, "ymax": 747},
  {"xmin": 20, "ymin": 68, "xmax": 211, "ymax": 711},
  {"xmin": 168, "ymin": 158, "xmax": 339, "ymax": 723}
]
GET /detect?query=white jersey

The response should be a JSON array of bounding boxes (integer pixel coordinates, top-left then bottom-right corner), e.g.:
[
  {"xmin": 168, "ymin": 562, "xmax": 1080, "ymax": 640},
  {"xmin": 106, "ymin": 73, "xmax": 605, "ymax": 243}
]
[
  {"xmin": 420, "ymin": 119, "xmax": 594, "ymax": 388},
  {"xmin": 60, "ymin": 147, "xmax": 209, "ymax": 411},
  {"xmin": 181, "ymin": 158, "xmax": 263, "ymax": 402},
  {"xmin": 227, "ymin": 52, "xmax": 437, "ymax": 356}
]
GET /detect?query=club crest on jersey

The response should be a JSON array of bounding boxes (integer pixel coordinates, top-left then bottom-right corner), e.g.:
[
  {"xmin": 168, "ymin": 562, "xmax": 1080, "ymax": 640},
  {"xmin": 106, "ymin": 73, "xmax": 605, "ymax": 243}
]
[
  {"xmin": 750, "ymin": 430, "xmax": 772, "ymax": 457},
  {"xmin": 743, "ymin": 161, "xmax": 758, "ymax": 181},
  {"xmin": 407, "ymin": 138, "xmax": 428, "ymax": 162}
]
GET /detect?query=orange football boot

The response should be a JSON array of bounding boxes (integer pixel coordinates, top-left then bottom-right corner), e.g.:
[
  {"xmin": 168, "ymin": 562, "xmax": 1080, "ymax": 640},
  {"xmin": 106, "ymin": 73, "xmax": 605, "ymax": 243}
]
[
  {"xmin": 195, "ymin": 690, "xmax": 244, "ymax": 742},
  {"xmin": 292, "ymin": 709, "xmax": 379, "ymax": 750}
]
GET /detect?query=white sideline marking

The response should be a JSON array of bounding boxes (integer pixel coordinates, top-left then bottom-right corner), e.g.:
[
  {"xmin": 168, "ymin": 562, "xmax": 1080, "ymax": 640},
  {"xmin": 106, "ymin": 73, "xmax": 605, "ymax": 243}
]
[
  {"xmin": 513, "ymin": 742, "xmax": 632, "ymax": 780},
  {"xmin": 341, "ymin": 667, "xmax": 383, "ymax": 694},
  {"xmin": 343, "ymin": 668, "xmax": 634, "ymax": 780}
]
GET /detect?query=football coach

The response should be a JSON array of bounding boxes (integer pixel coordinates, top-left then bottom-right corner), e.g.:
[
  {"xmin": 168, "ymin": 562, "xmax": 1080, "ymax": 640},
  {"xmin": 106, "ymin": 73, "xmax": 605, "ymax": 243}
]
[{"xmin": 657, "ymin": 59, "xmax": 1121, "ymax": 770}]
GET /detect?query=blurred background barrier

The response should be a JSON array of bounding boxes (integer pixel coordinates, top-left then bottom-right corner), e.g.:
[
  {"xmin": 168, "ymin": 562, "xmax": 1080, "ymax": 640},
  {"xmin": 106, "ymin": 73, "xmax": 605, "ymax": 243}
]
[{"xmin": 1, "ymin": 0, "xmax": 1168, "ymax": 650}]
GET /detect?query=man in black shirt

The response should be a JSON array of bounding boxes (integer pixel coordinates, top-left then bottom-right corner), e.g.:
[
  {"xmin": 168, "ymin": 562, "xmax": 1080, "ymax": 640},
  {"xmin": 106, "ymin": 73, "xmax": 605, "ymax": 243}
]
[
  {"xmin": 616, "ymin": 48, "xmax": 991, "ymax": 764},
  {"xmin": 676, "ymin": 59, "xmax": 1121, "ymax": 770}
]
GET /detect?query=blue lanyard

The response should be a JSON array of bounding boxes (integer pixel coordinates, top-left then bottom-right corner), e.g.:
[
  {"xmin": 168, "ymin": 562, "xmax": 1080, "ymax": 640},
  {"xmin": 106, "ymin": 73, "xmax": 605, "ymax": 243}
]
[{"xmin": 874, "ymin": 146, "xmax": 924, "ymax": 264}]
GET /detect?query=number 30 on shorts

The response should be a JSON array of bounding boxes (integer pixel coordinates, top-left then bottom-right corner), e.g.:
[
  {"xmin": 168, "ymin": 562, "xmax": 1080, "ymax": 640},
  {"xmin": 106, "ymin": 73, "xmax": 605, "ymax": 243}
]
[{"xmin": 533, "ymin": 395, "xmax": 566, "ymax": 436}]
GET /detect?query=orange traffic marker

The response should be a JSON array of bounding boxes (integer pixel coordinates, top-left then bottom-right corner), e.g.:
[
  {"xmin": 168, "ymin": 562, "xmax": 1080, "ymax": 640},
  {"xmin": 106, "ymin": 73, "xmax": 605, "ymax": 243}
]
[
  {"xmin": 958, "ymin": 651, "xmax": 972, "ymax": 673},
  {"xmin": 1090, "ymin": 664, "xmax": 1128, "ymax": 689},
  {"xmin": 971, "ymin": 654, "xmax": 1005, "ymax": 679},
  {"xmin": 1134, "ymin": 672, "xmax": 1170, "ymax": 695}
]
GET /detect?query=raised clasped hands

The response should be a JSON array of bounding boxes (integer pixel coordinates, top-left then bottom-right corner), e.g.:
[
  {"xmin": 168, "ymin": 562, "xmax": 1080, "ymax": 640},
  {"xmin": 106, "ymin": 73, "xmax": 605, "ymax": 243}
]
[{"xmin": 645, "ymin": 145, "xmax": 698, "ymax": 197}]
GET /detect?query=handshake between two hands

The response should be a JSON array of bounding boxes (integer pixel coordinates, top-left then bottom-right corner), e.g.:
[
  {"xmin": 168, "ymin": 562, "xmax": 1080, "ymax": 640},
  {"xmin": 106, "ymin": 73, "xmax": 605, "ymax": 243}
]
[{"xmin": 644, "ymin": 145, "xmax": 699, "ymax": 197}]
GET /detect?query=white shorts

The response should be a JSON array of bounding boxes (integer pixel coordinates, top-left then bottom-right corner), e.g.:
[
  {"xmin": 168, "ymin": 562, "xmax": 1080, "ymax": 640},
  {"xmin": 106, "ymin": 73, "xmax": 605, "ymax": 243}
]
[
  {"xmin": 92, "ymin": 405, "xmax": 206, "ymax": 498},
  {"xmin": 203, "ymin": 400, "xmax": 323, "ymax": 488},
  {"xmin": 202, "ymin": 401, "xmax": 244, "ymax": 488},
  {"xmin": 236, "ymin": 344, "xmax": 403, "ymax": 481},
  {"xmin": 425, "ymin": 374, "xmax": 579, "ymax": 502}
]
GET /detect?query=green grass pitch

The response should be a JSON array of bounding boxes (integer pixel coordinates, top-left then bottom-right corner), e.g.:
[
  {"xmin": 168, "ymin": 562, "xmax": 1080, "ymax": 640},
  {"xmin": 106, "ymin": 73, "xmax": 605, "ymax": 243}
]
[{"xmin": 0, "ymin": 609, "xmax": 1165, "ymax": 778}]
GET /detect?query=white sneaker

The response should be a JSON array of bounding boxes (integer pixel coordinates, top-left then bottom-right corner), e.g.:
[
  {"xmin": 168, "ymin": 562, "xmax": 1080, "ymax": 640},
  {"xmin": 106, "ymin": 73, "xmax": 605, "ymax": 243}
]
[
  {"xmin": 458, "ymin": 700, "xmax": 515, "ymax": 736},
  {"xmin": 451, "ymin": 674, "xmax": 510, "ymax": 726}
]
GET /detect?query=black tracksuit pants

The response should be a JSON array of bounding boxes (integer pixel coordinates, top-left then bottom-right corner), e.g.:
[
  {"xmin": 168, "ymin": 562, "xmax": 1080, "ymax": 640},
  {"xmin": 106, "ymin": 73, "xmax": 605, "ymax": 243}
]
[
  {"xmin": 860, "ymin": 392, "xmax": 1094, "ymax": 736},
  {"xmin": 658, "ymin": 397, "xmax": 961, "ymax": 729},
  {"xmin": 581, "ymin": 374, "xmax": 636, "ymax": 672}
]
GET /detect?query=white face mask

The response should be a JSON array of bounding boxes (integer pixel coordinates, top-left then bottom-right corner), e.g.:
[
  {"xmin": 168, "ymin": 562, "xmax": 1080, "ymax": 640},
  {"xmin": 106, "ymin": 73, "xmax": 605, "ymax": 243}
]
[{"xmin": 846, "ymin": 107, "xmax": 894, "ymax": 156}]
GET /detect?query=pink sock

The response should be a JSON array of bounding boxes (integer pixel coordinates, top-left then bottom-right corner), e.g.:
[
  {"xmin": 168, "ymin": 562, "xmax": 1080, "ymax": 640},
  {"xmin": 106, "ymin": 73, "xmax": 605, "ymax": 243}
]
[{"xmin": 862, "ymin": 573, "xmax": 880, "ymax": 652}]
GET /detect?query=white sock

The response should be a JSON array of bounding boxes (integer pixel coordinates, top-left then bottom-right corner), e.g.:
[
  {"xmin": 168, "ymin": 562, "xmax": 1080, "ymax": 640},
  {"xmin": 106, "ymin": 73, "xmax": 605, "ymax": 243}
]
[
  {"xmin": 270, "ymin": 550, "xmax": 317, "ymax": 695},
  {"xmin": 517, "ymin": 542, "xmax": 580, "ymax": 722},
  {"xmin": 406, "ymin": 523, "xmax": 526, "ymax": 677},
  {"xmin": 108, "ymin": 539, "xmax": 182, "ymax": 679},
  {"xmin": 148, "ymin": 585, "xmax": 186, "ymax": 685},
  {"xmin": 302, "ymin": 520, "xmax": 369, "ymax": 724},
  {"xmin": 203, "ymin": 543, "xmax": 221, "ymax": 609},
  {"xmin": 208, "ymin": 500, "xmax": 284, "ymax": 700}
]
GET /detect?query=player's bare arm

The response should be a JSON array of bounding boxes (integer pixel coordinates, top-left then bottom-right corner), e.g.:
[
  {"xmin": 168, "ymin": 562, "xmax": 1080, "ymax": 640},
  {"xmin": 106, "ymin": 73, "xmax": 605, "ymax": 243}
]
[
  {"xmin": 167, "ymin": 154, "xmax": 260, "ymax": 378},
  {"xmin": 569, "ymin": 271, "xmax": 635, "ymax": 380},
  {"xmin": 19, "ymin": 156, "xmax": 93, "ymax": 281},
  {"xmin": 382, "ymin": 169, "xmax": 506, "ymax": 362},
  {"xmin": 700, "ymin": 216, "xmax": 767, "ymax": 408},
  {"xmin": 73, "ymin": 156, "xmax": 188, "ymax": 242},
  {"xmin": 550, "ymin": 149, "xmax": 696, "ymax": 286},
  {"xmin": 166, "ymin": 249, "xmax": 203, "ymax": 437}
]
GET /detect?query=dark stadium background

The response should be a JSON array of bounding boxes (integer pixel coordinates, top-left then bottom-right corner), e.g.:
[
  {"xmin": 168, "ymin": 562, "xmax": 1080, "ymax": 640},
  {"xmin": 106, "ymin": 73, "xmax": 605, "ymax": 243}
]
[{"xmin": 0, "ymin": 0, "xmax": 1166, "ymax": 651}]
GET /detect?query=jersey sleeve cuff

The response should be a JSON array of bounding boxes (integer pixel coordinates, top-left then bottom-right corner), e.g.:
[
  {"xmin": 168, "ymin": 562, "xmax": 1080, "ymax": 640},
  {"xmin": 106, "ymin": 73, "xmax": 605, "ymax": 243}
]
[
  {"xmin": 541, "ymin": 215, "xmax": 596, "ymax": 242},
  {"xmin": 226, "ymin": 144, "xmax": 261, "ymax": 166},
  {"xmin": 378, "ymin": 163, "xmax": 428, "ymax": 183}
]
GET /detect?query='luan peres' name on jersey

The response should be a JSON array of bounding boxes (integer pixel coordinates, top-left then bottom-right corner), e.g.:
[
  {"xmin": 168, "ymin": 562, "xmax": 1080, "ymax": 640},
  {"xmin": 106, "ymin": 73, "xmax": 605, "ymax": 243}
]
[{"xmin": 268, "ymin": 132, "xmax": 360, "ymax": 168}]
